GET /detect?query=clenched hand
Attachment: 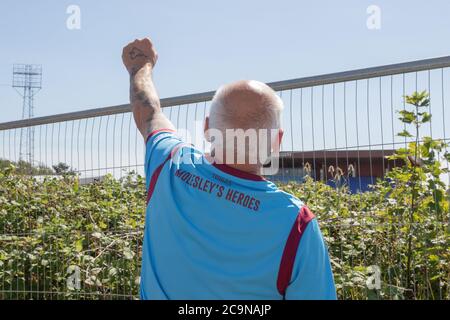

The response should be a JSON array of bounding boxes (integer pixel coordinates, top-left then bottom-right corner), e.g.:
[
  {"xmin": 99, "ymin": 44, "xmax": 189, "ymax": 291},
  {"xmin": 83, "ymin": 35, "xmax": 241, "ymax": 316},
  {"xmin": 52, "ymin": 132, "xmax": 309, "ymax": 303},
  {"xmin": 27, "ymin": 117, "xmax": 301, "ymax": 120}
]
[{"xmin": 122, "ymin": 38, "xmax": 158, "ymax": 75}]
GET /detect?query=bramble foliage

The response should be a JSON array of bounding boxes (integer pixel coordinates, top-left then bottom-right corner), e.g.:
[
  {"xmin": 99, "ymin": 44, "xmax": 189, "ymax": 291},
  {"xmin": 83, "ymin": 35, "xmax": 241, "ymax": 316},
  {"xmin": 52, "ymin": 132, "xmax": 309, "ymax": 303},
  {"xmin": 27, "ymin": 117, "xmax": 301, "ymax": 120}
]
[
  {"xmin": 0, "ymin": 168, "xmax": 447, "ymax": 300},
  {"xmin": 0, "ymin": 169, "xmax": 146, "ymax": 300},
  {"xmin": 0, "ymin": 159, "xmax": 54, "ymax": 176},
  {"xmin": 0, "ymin": 92, "xmax": 449, "ymax": 300}
]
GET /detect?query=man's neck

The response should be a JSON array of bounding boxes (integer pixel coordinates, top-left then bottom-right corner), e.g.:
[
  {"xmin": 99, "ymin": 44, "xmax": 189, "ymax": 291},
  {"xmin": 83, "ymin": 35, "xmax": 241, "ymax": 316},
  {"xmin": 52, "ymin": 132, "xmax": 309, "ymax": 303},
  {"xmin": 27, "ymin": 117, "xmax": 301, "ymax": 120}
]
[
  {"xmin": 224, "ymin": 163, "xmax": 262, "ymax": 176},
  {"xmin": 205, "ymin": 153, "xmax": 262, "ymax": 176}
]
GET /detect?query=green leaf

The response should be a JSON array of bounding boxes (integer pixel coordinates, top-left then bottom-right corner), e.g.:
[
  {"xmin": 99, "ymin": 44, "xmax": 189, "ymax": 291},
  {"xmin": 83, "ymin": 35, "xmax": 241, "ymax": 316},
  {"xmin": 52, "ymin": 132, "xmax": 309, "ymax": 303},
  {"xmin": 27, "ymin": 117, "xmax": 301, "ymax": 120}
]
[
  {"xmin": 73, "ymin": 178, "xmax": 79, "ymax": 193},
  {"xmin": 75, "ymin": 239, "xmax": 83, "ymax": 252},
  {"xmin": 398, "ymin": 110, "xmax": 416, "ymax": 124},
  {"xmin": 421, "ymin": 112, "xmax": 432, "ymax": 123},
  {"xmin": 419, "ymin": 98, "xmax": 430, "ymax": 107},
  {"xmin": 444, "ymin": 152, "xmax": 450, "ymax": 162},
  {"xmin": 405, "ymin": 91, "xmax": 430, "ymax": 107},
  {"xmin": 428, "ymin": 255, "xmax": 439, "ymax": 263},
  {"xmin": 109, "ymin": 267, "xmax": 118, "ymax": 277},
  {"xmin": 123, "ymin": 248, "xmax": 135, "ymax": 260},
  {"xmin": 397, "ymin": 130, "xmax": 413, "ymax": 138}
]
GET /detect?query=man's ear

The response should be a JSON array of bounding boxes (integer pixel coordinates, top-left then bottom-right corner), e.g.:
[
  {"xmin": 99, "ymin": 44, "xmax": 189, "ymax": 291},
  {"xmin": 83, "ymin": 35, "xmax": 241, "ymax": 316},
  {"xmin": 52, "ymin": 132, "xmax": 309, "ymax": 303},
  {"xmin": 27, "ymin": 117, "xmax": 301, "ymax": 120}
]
[
  {"xmin": 269, "ymin": 128, "xmax": 283, "ymax": 156},
  {"xmin": 276, "ymin": 128, "xmax": 284, "ymax": 148},
  {"xmin": 204, "ymin": 116, "xmax": 211, "ymax": 142}
]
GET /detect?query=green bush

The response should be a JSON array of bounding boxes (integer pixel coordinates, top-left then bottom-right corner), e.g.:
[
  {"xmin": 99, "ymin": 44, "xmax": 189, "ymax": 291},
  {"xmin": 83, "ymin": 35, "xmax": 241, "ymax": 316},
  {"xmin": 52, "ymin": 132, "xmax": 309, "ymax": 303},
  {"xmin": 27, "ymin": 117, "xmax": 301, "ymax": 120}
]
[
  {"xmin": 0, "ymin": 170, "xmax": 146, "ymax": 300},
  {"xmin": 0, "ymin": 167, "xmax": 448, "ymax": 300}
]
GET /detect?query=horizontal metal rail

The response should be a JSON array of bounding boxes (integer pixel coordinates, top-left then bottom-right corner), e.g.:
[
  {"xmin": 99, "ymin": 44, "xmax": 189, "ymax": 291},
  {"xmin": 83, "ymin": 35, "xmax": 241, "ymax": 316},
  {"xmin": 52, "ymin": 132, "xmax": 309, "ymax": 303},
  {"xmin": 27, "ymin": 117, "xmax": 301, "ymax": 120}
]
[{"xmin": 1, "ymin": 55, "xmax": 450, "ymax": 131}]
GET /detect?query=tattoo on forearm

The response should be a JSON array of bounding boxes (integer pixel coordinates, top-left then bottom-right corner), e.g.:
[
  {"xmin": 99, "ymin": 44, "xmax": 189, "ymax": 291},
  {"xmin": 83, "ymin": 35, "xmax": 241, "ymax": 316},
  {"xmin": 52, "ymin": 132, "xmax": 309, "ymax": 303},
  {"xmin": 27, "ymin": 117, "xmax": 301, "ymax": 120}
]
[
  {"xmin": 130, "ymin": 78, "xmax": 154, "ymax": 107},
  {"xmin": 134, "ymin": 90, "xmax": 153, "ymax": 109},
  {"xmin": 129, "ymin": 69, "xmax": 163, "ymax": 134}
]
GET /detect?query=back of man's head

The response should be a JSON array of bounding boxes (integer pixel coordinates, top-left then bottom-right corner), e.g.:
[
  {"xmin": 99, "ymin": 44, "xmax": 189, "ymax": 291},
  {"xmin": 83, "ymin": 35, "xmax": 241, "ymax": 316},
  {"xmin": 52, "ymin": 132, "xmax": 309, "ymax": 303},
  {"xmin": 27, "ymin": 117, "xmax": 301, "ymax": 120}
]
[{"xmin": 205, "ymin": 80, "xmax": 284, "ymax": 168}]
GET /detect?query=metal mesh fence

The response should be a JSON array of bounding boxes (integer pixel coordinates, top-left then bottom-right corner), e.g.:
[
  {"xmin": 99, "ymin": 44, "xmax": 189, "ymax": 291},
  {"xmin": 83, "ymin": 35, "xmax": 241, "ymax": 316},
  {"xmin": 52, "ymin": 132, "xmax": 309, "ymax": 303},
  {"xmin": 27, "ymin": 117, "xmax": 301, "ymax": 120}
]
[{"xmin": 1, "ymin": 57, "xmax": 449, "ymax": 299}]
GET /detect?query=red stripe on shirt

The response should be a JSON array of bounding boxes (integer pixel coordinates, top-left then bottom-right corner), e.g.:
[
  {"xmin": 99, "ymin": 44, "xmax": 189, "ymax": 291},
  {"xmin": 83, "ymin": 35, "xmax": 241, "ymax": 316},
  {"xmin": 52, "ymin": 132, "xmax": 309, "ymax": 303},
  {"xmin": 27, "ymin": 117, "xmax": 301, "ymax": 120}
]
[
  {"xmin": 146, "ymin": 144, "xmax": 182, "ymax": 205},
  {"xmin": 276, "ymin": 206, "xmax": 315, "ymax": 297},
  {"xmin": 145, "ymin": 128, "xmax": 176, "ymax": 144}
]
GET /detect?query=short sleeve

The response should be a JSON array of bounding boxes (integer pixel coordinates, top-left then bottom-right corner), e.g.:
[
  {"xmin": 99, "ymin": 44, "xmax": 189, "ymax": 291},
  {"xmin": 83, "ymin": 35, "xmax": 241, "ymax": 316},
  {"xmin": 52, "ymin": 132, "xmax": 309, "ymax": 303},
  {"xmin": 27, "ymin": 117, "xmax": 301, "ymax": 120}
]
[
  {"xmin": 284, "ymin": 219, "xmax": 337, "ymax": 300},
  {"xmin": 144, "ymin": 129, "xmax": 182, "ymax": 188}
]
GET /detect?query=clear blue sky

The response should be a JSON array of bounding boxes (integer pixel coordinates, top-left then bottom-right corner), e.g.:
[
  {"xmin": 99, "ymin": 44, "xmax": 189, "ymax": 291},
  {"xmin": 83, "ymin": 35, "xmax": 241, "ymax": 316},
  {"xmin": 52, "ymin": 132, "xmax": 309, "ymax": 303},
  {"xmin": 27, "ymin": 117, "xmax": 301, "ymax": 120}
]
[{"xmin": 0, "ymin": 0, "xmax": 450, "ymax": 122}]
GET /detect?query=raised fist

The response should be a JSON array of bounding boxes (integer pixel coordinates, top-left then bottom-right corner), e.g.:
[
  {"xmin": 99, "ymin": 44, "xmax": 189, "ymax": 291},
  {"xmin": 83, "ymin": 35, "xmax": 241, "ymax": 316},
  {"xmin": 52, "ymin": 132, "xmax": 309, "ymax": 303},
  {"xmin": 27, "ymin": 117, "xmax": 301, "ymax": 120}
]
[{"xmin": 122, "ymin": 38, "xmax": 158, "ymax": 75}]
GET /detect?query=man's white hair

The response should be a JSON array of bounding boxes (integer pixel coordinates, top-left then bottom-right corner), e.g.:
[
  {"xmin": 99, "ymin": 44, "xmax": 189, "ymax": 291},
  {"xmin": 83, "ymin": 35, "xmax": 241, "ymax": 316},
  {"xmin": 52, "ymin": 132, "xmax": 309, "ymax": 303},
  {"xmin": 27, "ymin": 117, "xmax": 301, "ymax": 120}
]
[
  {"xmin": 209, "ymin": 80, "xmax": 284, "ymax": 131},
  {"xmin": 207, "ymin": 80, "xmax": 284, "ymax": 165}
]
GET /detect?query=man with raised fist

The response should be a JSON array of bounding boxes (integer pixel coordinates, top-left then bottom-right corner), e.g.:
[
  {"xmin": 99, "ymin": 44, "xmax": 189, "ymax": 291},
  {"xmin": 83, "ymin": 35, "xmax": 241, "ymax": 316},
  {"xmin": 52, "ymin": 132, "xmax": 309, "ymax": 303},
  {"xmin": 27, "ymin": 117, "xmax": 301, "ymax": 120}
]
[{"xmin": 122, "ymin": 37, "xmax": 336, "ymax": 300}]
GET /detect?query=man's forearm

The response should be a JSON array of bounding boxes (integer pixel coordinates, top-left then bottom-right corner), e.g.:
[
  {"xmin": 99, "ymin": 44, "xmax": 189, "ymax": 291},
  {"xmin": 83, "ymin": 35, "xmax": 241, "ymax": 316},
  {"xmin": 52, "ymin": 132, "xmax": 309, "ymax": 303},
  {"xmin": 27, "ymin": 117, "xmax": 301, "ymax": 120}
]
[
  {"xmin": 130, "ymin": 64, "xmax": 162, "ymax": 137},
  {"xmin": 123, "ymin": 38, "xmax": 174, "ymax": 139}
]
